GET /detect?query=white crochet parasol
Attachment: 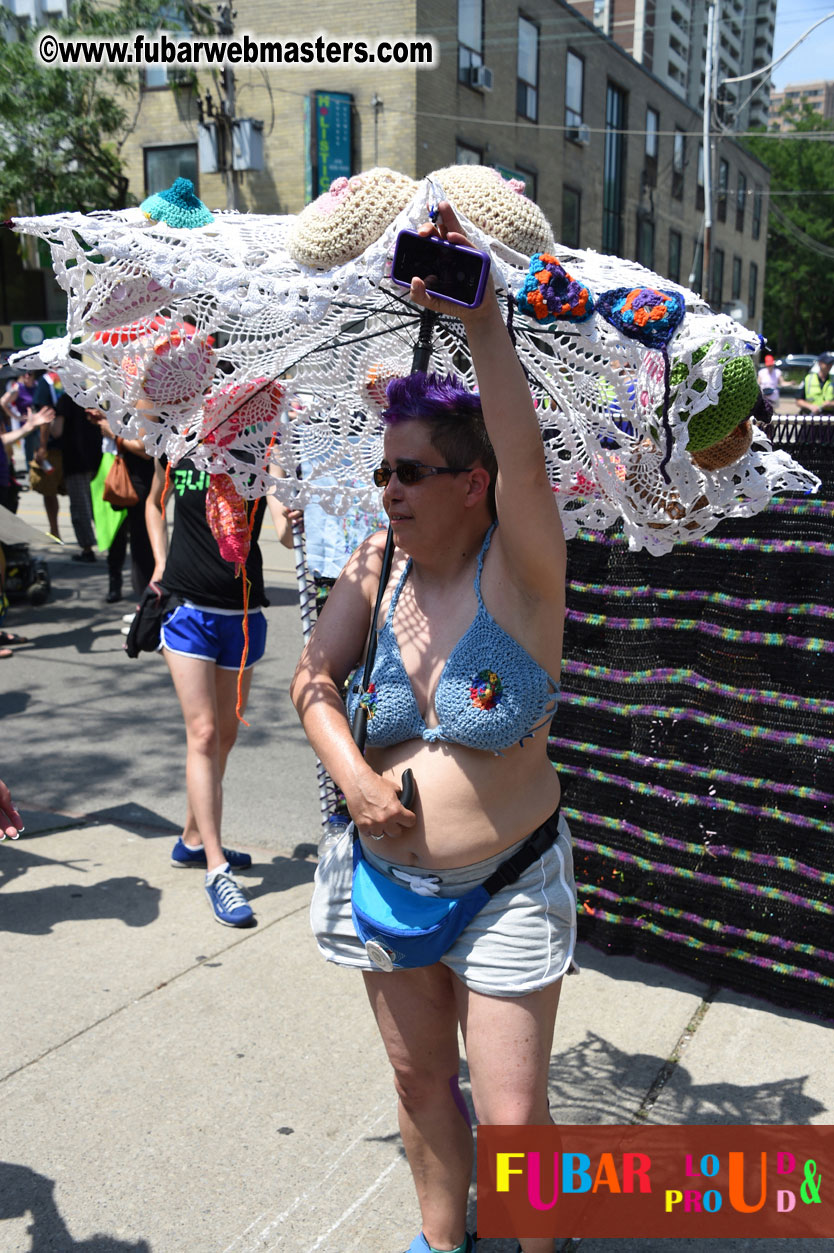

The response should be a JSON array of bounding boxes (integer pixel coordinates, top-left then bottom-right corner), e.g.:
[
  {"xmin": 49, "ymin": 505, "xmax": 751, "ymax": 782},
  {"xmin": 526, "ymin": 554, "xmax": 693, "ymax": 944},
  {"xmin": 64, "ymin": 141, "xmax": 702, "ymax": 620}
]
[{"xmin": 9, "ymin": 166, "xmax": 818, "ymax": 554}]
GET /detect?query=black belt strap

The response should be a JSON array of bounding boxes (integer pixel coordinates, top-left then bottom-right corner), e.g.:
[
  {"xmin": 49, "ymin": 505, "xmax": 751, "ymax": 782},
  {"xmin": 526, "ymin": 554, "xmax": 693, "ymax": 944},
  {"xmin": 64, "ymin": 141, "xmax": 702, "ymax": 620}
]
[{"xmin": 481, "ymin": 806, "xmax": 562, "ymax": 897}]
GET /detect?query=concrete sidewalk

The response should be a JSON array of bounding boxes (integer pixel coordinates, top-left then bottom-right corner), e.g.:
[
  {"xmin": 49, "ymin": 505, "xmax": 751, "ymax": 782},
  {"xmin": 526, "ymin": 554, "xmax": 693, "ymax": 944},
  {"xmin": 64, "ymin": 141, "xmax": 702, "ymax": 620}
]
[
  {"xmin": 1, "ymin": 809, "xmax": 831, "ymax": 1253},
  {"xmin": 2, "ymin": 489, "xmax": 832, "ymax": 1252}
]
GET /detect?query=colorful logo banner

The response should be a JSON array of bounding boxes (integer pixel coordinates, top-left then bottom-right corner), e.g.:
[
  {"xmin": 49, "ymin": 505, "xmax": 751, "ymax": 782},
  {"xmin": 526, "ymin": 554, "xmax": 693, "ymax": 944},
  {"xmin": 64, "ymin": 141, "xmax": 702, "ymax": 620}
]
[{"xmin": 477, "ymin": 1125, "xmax": 833, "ymax": 1238}]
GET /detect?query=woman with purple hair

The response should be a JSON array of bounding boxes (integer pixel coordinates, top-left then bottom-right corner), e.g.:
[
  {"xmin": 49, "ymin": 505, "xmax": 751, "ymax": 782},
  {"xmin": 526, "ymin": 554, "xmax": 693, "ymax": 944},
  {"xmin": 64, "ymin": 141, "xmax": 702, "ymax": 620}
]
[{"xmin": 292, "ymin": 203, "xmax": 573, "ymax": 1253}]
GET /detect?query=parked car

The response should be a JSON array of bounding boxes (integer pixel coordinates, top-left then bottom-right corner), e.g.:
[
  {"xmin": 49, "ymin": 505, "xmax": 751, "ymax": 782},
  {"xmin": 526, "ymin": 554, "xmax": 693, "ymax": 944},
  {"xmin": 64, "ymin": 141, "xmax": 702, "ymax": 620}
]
[
  {"xmin": 775, "ymin": 354, "xmax": 817, "ymax": 379},
  {"xmin": 773, "ymin": 355, "xmax": 817, "ymax": 403}
]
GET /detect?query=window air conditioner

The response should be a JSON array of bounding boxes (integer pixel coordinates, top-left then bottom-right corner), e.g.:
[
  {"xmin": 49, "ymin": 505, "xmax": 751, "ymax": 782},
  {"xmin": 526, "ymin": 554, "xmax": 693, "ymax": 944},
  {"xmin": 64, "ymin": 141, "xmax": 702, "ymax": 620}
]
[
  {"xmin": 566, "ymin": 123, "xmax": 591, "ymax": 145},
  {"xmin": 470, "ymin": 65, "xmax": 494, "ymax": 91}
]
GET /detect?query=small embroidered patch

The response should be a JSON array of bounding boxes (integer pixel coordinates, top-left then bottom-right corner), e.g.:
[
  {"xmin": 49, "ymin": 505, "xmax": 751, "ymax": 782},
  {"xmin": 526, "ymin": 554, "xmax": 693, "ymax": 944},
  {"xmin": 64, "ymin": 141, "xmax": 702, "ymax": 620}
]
[
  {"xmin": 359, "ymin": 682, "xmax": 378, "ymax": 718},
  {"xmin": 470, "ymin": 670, "xmax": 503, "ymax": 711}
]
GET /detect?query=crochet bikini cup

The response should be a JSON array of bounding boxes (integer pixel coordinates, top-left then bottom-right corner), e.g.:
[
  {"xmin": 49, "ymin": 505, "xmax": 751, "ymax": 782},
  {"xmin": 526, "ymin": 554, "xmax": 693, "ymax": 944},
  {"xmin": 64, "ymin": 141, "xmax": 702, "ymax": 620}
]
[
  {"xmin": 427, "ymin": 165, "xmax": 554, "ymax": 257},
  {"xmin": 288, "ymin": 163, "xmax": 553, "ymax": 270},
  {"xmin": 288, "ymin": 168, "xmax": 418, "ymax": 269},
  {"xmin": 346, "ymin": 527, "xmax": 560, "ymax": 754}
]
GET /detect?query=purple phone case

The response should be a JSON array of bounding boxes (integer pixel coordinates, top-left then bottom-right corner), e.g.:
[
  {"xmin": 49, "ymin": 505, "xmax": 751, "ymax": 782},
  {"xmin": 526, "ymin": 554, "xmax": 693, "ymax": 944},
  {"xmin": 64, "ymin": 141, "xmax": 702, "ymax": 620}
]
[{"xmin": 390, "ymin": 230, "xmax": 491, "ymax": 309}]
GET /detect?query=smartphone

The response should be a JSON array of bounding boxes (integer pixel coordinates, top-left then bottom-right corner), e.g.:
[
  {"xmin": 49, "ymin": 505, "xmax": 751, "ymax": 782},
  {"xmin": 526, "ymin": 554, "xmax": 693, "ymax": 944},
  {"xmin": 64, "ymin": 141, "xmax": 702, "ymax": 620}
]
[{"xmin": 391, "ymin": 230, "xmax": 491, "ymax": 308}]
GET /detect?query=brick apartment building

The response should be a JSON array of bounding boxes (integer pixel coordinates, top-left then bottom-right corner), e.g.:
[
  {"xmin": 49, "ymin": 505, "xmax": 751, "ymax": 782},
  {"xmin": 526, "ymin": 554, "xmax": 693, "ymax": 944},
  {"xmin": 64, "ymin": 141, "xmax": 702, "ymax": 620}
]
[
  {"xmin": 769, "ymin": 80, "xmax": 834, "ymax": 132},
  {"xmin": 2, "ymin": 0, "xmax": 770, "ymax": 333}
]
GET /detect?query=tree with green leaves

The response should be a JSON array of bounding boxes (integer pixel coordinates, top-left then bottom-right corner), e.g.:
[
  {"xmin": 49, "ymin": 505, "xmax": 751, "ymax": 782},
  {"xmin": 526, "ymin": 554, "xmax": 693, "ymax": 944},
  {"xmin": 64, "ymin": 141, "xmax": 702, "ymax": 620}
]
[
  {"xmin": 745, "ymin": 105, "xmax": 834, "ymax": 355},
  {"xmin": 0, "ymin": 0, "xmax": 208, "ymax": 216}
]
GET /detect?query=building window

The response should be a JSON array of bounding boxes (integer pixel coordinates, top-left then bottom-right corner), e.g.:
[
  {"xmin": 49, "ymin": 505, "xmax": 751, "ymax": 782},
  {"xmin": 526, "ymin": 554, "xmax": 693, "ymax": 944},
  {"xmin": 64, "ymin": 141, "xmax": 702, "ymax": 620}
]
[
  {"xmin": 144, "ymin": 143, "xmax": 198, "ymax": 195},
  {"xmin": 644, "ymin": 106, "xmax": 658, "ymax": 188},
  {"xmin": 458, "ymin": 0, "xmax": 483, "ymax": 86},
  {"xmin": 668, "ymin": 229, "xmax": 682, "ymax": 284},
  {"xmin": 731, "ymin": 255, "xmax": 742, "ymax": 302},
  {"xmin": 456, "ymin": 142, "xmax": 482, "ymax": 165},
  {"xmin": 672, "ymin": 128, "xmax": 685, "ymax": 199},
  {"xmin": 736, "ymin": 171, "xmax": 747, "ymax": 231},
  {"xmin": 144, "ymin": 66, "xmax": 169, "ymax": 90},
  {"xmin": 752, "ymin": 187, "xmax": 763, "ymax": 240},
  {"xmin": 710, "ymin": 247, "xmax": 724, "ymax": 308},
  {"xmin": 141, "ymin": 3, "xmax": 189, "ymax": 89},
  {"xmin": 717, "ymin": 158, "xmax": 729, "ymax": 223},
  {"xmin": 565, "ymin": 50, "xmax": 584, "ymax": 130},
  {"xmin": 494, "ymin": 162, "xmax": 536, "ymax": 199},
  {"xmin": 749, "ymin": 261, "xmax": 758, "ymax": 318},
  {"xmin": 602, "ymin": 83, "xmax": 626, "ymax": 255},
  {"xmin": 645, "ymin": 106, "xmax": 659, "ymax": 160},
  {"xmin": 562, "ymin": 185, "xmax": 581, "ymax": 249},
  {"xmin": 517, "ymin": 16, "xmax": 539, "ymax": 122},
  {"xmin": 636, "ymin": 215, "xmax": 655, "ymax": 269}
]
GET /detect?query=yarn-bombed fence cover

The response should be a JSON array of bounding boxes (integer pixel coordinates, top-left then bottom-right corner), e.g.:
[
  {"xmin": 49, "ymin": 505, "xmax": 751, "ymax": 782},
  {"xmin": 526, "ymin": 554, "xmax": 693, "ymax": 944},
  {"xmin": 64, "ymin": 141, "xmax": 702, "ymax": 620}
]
[{"xmin": 554, "ymin": 416, "xmax": 834, "ymax": 1019}]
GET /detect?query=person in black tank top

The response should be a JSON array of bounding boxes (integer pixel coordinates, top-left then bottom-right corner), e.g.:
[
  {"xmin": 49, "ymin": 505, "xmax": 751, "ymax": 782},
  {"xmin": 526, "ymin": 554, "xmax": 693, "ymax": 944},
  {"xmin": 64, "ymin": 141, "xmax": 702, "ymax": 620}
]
[{"xmin": 146, "ymin": 455, "xmax": 295, "ymax": 927}]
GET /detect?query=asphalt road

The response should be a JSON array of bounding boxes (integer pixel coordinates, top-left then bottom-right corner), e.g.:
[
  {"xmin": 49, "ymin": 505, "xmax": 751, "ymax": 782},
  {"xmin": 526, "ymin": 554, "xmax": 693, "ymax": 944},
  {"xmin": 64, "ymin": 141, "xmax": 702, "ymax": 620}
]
[{"xmin": 3, "ymin": 488, "xmax": 322, "ymax": 852}]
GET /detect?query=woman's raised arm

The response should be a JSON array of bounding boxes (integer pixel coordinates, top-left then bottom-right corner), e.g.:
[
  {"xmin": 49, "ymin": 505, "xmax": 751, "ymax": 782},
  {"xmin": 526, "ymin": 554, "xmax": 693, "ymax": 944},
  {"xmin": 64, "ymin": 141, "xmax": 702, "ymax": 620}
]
[{"xmin": 406, "ymin": 202, "xmax": 565, "ymax": 596}]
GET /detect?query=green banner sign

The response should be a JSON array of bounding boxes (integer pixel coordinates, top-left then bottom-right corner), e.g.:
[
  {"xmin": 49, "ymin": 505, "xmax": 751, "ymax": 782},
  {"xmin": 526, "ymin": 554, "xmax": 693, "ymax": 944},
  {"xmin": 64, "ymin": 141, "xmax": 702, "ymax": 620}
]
[
  {"xmin": 12, "ymin": 321, "xmax": 67, "ymax": 348},
  {"xmin": 308, "ymin": 91, "xmax": 353, "ymax": 200}
]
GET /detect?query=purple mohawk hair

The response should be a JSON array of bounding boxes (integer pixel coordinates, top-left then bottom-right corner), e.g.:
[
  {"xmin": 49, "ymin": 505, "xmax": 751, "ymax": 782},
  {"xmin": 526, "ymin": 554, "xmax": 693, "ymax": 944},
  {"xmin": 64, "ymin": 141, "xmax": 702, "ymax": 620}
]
[{"xmin": 382, "ymin": 371, "xmax": 482, "ymax": 426}]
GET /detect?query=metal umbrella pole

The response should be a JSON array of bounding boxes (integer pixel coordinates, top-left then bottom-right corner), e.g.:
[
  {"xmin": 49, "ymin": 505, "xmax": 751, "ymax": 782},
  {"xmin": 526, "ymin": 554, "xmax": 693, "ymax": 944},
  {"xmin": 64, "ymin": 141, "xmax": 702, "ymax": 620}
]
[
  {"xmin": 291, "ymin": 516, "xmax": 341, "ymax": 828},
  {"xmin": 291, "ymin": 308, "xmax": 438, "ymax": 831},
  {"xmin": 349, "ymin": 308, "xmax": 438, "ymax": 811}
]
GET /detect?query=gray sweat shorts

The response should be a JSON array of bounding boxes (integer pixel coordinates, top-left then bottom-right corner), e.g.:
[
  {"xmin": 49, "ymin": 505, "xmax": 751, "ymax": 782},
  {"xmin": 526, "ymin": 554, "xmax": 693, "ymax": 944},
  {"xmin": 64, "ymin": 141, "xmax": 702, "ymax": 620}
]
[{"xmin": 309, "ymin": 812, "xmax": 577, "ymax": 998}]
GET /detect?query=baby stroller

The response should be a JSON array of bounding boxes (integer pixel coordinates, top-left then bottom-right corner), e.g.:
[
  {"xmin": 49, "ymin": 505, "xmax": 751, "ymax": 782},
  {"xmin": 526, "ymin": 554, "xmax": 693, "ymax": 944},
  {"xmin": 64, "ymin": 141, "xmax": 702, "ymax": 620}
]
[{"xmin": 1, "ymin": 542, "xmax": 51, "ymax": 606}]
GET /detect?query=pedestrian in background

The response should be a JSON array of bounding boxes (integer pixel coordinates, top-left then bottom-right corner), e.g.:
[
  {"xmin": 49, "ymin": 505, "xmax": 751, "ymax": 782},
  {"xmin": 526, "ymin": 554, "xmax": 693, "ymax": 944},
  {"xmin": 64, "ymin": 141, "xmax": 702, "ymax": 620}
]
[
  {"xmin": 798, "ymin": 353, "xmax": 834, "ymax": 415},
  {"xmin": 145, "ymin": 456, "xmax": 294, "ymax": 928},
  {"xmin": 757, "ymin": 353, "xmax": 784, "ymax": 408}
]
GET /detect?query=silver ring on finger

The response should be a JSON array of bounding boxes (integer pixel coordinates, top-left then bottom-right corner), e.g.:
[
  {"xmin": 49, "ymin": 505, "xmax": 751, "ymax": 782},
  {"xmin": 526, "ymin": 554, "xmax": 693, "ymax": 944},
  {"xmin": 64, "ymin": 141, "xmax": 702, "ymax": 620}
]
[{"xmin": 370, "ymin": 831, "xmax": 386, "ymax": 841}]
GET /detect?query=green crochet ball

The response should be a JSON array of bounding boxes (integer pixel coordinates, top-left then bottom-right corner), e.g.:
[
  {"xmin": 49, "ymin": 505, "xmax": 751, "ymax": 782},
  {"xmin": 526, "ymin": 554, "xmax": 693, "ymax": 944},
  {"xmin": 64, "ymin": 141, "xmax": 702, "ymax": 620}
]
[{"xmin": 663, "ymin": 347, "xmax": 758, "ymax": 453}]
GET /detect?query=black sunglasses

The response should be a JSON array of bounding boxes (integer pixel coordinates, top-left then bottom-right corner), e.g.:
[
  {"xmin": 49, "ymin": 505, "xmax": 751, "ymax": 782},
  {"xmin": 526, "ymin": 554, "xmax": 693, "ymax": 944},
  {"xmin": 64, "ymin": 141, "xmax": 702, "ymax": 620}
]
[{"xmin": 372, "ymin": 461, "xmax": 472, "ymax": 488}]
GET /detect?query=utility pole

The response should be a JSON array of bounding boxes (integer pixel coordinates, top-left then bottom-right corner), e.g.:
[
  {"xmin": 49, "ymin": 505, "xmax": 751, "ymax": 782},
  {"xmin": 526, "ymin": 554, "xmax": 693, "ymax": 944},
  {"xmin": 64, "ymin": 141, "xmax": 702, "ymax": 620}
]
[
  {"xmin": 371, "ymin": 94, "xmax": 383, "ymax": 167},
  {"xmin": 702, "ymin": 0, "xmax": 716, "ymax": 302},
  {"xmin": 217, "ymin": 3, "xmax": 238, "ymax": 211}
]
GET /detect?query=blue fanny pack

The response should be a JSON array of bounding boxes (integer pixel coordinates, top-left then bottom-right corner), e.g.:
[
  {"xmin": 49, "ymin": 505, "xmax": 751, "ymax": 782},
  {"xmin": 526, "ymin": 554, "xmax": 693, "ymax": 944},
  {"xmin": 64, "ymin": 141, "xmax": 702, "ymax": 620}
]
[{"xmin": 351, "ymin": 808, "xmax": 561, "ymax": 972}]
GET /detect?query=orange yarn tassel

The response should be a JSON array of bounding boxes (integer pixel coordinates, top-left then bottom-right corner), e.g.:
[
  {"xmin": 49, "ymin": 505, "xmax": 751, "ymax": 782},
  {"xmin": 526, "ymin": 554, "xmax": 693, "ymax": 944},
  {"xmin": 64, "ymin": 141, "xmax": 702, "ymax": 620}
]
[
  {"xmin": 235, "ymin": 568, "xmax": 251, "ymax": 725},
  {"xmin": 160, "ymin": 460, "xmax": 173, "ymax": 515}
]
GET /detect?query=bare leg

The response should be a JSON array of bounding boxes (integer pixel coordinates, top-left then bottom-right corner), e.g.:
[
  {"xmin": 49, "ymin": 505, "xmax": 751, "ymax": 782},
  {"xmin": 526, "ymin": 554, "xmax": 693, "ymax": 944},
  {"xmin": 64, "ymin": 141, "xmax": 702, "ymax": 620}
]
[
  {"xmin": 165, "ymin": 651, "xmax": 253, "ymax": 871},
  {"xmin": 455, "ymin": 978, "xmax": 563, "ymax": 1253},
  {"xmin": 364, "ymin": 964, "xmax": 472, "ymax": 1250},
  {"xmin": 44, "ymin": 494, "xmax": 60, "ymax": 541}
]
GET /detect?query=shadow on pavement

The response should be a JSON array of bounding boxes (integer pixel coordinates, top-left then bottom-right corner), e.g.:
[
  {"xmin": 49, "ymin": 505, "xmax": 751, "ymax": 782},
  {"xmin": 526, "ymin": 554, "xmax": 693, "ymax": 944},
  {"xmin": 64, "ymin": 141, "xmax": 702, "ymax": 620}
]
[
  {"xmin": 0, "ymin": 1162, "xmax": 151, "ymax": 1251},
  {"xmin": 82, "ymin": 803, "xmax": 180, "ymax": 837},
  {"xmin": 264, "ymin": 584, "xmax": 303, "ymax": 607},
  {"xmin": 543, "ymin": 1030, "xmax": 826, "ymax": 1125},
  {"xmin": 244, "ymin": 849, "xmax": 317, "ymax": 899},
  {"xmin": 0, "ymin": 844, "xmax": 160, "ymax": 933}
]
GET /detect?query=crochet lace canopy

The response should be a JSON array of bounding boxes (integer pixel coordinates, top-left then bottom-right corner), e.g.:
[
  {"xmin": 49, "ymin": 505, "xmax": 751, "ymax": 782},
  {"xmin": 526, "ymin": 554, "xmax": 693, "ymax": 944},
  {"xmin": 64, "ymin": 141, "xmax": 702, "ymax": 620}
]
[{"xmin": 9, "ymin": 166, "xmax": 818, "ymax": 554}]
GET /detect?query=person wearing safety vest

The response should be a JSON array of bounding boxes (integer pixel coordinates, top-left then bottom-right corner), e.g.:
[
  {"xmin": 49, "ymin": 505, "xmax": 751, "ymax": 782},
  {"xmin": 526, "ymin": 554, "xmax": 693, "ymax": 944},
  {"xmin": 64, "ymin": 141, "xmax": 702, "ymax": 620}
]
[{"xmin": 798, "ymin": 352, "xmax": 834, "ymax": 414}]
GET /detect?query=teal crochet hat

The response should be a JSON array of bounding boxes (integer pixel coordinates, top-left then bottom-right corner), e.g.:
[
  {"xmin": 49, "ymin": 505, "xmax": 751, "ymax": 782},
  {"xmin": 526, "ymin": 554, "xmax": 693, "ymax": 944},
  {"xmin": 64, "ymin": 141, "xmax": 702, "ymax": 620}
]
[{"xmin": 140, "ymin": 178, "xmax": 214, "ymax": 228}]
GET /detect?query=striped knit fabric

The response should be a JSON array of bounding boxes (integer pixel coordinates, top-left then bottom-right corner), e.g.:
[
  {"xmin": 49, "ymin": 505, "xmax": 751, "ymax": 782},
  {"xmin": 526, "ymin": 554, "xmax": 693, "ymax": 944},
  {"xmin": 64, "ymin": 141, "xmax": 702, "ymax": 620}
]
[{"xmin": 553, "ymin": 418, "xmax": 834, "ymax": 1018}]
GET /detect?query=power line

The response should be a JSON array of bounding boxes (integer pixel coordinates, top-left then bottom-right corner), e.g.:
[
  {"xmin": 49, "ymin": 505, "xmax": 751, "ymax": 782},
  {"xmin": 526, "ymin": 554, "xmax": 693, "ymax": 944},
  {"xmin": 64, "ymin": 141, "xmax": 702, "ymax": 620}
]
[{"xmin": 767, "ymin": 197, "xmax": 834, "ymax": 258}]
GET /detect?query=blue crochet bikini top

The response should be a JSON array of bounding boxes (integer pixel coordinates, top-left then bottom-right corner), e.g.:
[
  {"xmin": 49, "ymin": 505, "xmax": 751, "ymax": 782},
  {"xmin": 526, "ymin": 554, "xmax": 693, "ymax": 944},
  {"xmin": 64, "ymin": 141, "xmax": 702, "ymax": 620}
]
[{"xmin": 346, "ymin": 524, "xmax": 560, "ymax": 755}]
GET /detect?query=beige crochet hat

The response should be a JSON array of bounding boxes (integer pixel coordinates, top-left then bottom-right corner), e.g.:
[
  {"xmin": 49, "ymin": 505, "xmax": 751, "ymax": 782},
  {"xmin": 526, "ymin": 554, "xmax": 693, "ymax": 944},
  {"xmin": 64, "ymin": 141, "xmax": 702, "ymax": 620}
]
[
  {"xmin": 289, "ymin": 168, "xmax": 418, "ymax": 269},
  {"xmin": 428, "ymin": 165, "xmax": 554, "ymax": 256}
]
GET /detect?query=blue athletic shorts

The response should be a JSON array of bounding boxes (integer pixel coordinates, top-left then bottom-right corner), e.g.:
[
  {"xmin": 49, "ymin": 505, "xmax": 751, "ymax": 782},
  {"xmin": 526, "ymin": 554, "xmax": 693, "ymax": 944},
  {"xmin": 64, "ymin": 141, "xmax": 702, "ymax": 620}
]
[{"xmin": 160, "ymin": 602, "xmax": 267, "ymax": 670}]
